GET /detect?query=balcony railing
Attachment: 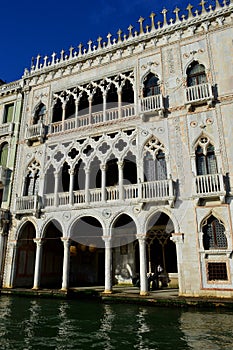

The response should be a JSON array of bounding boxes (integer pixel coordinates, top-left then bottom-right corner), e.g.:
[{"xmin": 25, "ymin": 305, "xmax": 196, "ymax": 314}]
[
  {"xmin": 25, "ymin": 121, "xmax": 45, "ymax": 143},
  {"xmin": 140, "ymin": 94, "xmax": 164, "ymax": 115},
  {"xmin": 49, "ymin": 104, "xmax": 136, "ymax": 135},
  {"xmin": 15, "ymin": 179, "xmax": 176, "ymax": 214},
  {"xmin": 0, "ymin": 123, "xmax": 14, "ymax": 136},
  {"xmin": 193, "ymin": 173, "xmax": 225, "ymax": 203},
  {"xmin": 185, "ymin": 83, "xmax": 213, "ymax": 105}
]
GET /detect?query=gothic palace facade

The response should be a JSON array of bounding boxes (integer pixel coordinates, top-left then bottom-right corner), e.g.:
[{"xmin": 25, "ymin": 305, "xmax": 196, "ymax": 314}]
[{"xmin": 0, "ymin": 1, "xmax": 233, "ymax": 297}]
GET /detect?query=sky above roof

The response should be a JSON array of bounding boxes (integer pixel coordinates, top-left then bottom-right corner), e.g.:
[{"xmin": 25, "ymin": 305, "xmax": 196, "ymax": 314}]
[{"xmin": 1, "ymin": 0, "xmax": 219, "ymax": 83}]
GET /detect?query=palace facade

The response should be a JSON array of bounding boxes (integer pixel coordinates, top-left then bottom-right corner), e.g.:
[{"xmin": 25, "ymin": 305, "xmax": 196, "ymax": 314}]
[{"xmin": 0, "ymin": 0, "xmax": 233, "ymax": 297}]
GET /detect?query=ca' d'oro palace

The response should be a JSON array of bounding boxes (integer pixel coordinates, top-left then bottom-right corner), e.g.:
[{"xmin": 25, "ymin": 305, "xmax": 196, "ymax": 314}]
[{"xmin": 0, "ymin": 0, "xmax": 233, "ymax": 299}]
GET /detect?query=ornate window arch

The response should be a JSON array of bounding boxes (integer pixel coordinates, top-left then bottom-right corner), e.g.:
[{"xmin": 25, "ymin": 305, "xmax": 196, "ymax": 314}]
[
  {"xmin": 24, "ymin": 160, "xmax": 40, "ymax": 196},
  {"xmin": 0, "ymin": 142, "xmax": 9, "ymax": 167},
  {"xmin": 186, "ymin": 61, "xmax": 207, "ymax": 87},
  {"xmin": 195, "ymin": 136, "xmax": 217, "ymax": 175},
  {"xmin": 143, "ymin": 137, "xmax": 167, "ymax": 181},
  {"xmin": 143, "ymin": 72, "xmax": 160, "ymax": 97},
  {"xmin": 34, "ymin": 102, "xmax": 46, "ymax": 124},
  {"xmin": 202, "ymin": 215, "xmax": 227, "ymax": 250}
]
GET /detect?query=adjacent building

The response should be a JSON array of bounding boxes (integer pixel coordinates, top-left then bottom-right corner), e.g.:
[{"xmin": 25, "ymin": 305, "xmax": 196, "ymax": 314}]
[{"xmin": 1, "ymin": 1, "xmax": 233, "ymax": 297}]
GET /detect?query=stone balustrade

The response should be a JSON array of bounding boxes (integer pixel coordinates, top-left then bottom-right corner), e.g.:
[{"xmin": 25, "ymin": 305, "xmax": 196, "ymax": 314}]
[
  {"xmin": 185, "ymin": 83, "xmax": 213, "ymax": 105},
  {"xmin": 0, "ymin": 123, "xmax": 14, "ymax": 136},
  {"xmin": 193, "ymin": 173, "xmax": 225, "ymax": 202},
  {"xmin": 140, "ymin": 94, "xmax": 164, "ymax": 114},
  {"xmin": 25, "ymin": 121, "xmax": 45, "ymax": 143}
]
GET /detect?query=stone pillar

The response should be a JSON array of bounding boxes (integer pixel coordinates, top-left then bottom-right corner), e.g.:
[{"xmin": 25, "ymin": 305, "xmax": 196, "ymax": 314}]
[
  {"xmin": 118, "ymin": 161, "xmax": 124, "ymax": 201},
  {"xmin": 137, "ymin": 235, "xmax": 148, "ymax": 295},
  {"xmin": 171, "ymin": 233, "xmax": 184, "ymax": 295},
  {"xmin": 85, "ymin": 167, "xmax": 90, "ymax": 204},
  {"xmin": 0, "ymin": 232, "xmax": 7, "ymax": 285},
  {"xmin": 103, "ymin": 92, "xmax": 107, "ymax": 122},
  {"xmin": 118, "ymin": 88, "xmax": 122, "ymax": 119},
  {"xmin": 62, "ymin": 105, "xmax": 66, "ymax": 131},
  {"xmin": 54, "ymin": 171, "xmax": 59, "ymax": 207},
  {"xmin": 8, "ymin": 240, "xmax": 17, "ymax": 288},
  {"xmin": 101, "ymin": 164, "xmax": 106, "ymax": 202},
  {"xmin": 88, "ymin": 96, "xmax": 92, "ymax": 124},
  {"xmin": 103, "ymin": 236, "xmax": 112, "ymax": 294},
  {"xmin": 75, "ymin": 99, "xmax": 79, "ymax": 128},
  {"xmin": 69, "ymin": 169, "xmax": 74, "ymax": 205},
  {"xmin": 32, "ymin": 238, "xmax": 44, "ymax": 289},
  {"xmin": 61, "ymin": 238, "xmax": 71, "ymax": 290}
]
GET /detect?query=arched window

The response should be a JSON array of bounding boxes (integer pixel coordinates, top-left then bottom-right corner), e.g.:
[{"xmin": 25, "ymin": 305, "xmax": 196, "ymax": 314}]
[
  {"xmin": 143, "ymin": 73, "xmax": 160, "ymax": 97},
  {"xmin": 187, "ymin": 61, "xmax": 207, "ymax": 87},
  {"xmin": 203, "ymin": 215, "xmax": 227, "ymax": 250},
  {"xmin": 52, "ymin": 98, "xmax": 63, "ymax": 123},
  {"xmin": 65, "ymin": 95, "xmax": 75, "ymax": 120},
  {"xmin": 195, "ymin": 137, "xmax": 217, "ymax": 175},
  {"xmin": 143, "ymin": 137, "xmax": 167, "ymax": 181},
  {"xmin": 62, "ymin": 162, "xmax": 70, "ymax": 192},
  {"xmin": 24, "ymin": 161, "xmax": 40, "ymax": 196},
  {"xmin": 0, "ymin": 143, "xmax": 8, "ymax": 167},
  {"xmin": 34, "ymin": 103, "xmax": 46, "ymax": 124},
  {"xmin": 122, "ymin": 80, "xmax": 134, "ymax": 104}
]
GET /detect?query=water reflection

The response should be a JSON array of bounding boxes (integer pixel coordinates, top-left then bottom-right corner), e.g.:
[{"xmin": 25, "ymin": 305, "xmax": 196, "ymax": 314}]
[{"xmin": 0, "ymin": 296, "xmax": 233, "ymax": 349}]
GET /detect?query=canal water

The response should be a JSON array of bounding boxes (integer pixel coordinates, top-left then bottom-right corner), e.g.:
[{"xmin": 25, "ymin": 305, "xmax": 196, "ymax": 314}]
[{"xmin": 0, "ymin": 296, "xmax": 233, "ymax": 350}]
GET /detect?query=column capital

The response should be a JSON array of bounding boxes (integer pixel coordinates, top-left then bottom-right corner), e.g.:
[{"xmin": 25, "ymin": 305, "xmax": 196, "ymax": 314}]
[
  {"xmin": 117, "ymin": 160, "xmax": 124, "ymax": 169},
  {"xmin": 33, "ymin": 238, "xmax": 44, "ymax": 246},
  {"xmin": 171, "ymin": 233, "xmax": 184, "ymax": 244},
  {"xmin": 101, "ymin": 163, "xmax": 107, "ymax": 171},
  {"xmin": 136, "ymin": 234, "xmax": 147, "ymax": 241},
  {"xmin": 69, "ymin": 169, "xmax": 75, "ymax": 176},
  {"xmin": 61, "ymin": 237, "xmax": 71, "ymax": 247},
  {"xmin": 102, "ymin": 235, "xmax": 112, "ymax": 247}
]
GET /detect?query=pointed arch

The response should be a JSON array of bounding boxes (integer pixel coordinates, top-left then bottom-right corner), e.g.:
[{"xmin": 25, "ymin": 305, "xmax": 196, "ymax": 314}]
[
  {"xmin": 186, "ymin": 60, "xmax": 207, "ymax": 87},
  {"xmin": 24, "ymin": 160, "xmax": 40, "ymax": 196},
  {"xmin": 201, "ymin": 214, "xmax": 227, "ymax": 250},
  {"xmin": 142, "ymin": 72, "xmax": 161, "ymax": 97},
  {"xmin": 143, "ymin": 136, "xmax": 167, "ymax": 181},
  {"xmin": 194, "ymin": 135, "xmax": 218, "ymax": 175},
  {"xmin": 33, "ymin": 102, "xmax": 46, "ymax": 124}
]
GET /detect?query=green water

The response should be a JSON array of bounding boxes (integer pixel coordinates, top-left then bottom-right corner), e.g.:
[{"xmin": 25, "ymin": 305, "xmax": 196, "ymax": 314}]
[{"xmin": 0, "ymin": 296, "xmax": 233, "ymax": 350}]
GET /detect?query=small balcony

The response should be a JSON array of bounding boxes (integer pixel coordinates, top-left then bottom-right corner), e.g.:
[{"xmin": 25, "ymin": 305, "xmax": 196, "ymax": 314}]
[
  {"xmin": 185, "ymin": 83, "xmax": 214, "ymax": 110},
  {"xmin": 25, "ymin": 121, "xmax": 45, "ymax": 145},
  {"xmin": 14, "ymin": 195, "xmax": 40, "ymax": 215},
  {"xmin": 140, "ymin": 94, "xmax": 164, "ymax": 117},
  {"xmin": 0, "ymin": 123, "xmax": 14, "ymax": 136},
  {"xmin": 193, "ymin": 173, "xmax": 225, "ymax": 204}
]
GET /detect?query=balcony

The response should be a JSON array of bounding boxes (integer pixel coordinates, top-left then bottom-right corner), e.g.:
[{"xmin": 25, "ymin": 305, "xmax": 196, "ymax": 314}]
[
  {"xmin": 140, "ymin": 94, "xmax": 164, "ymax": 117},
  {"xmin": 193, "ymin": 173, "xmax": 225, "ymax": 204},
  {"xmin": 0, "ymin": 123, "xmax": 14, "ymax": 136},
  {"xmin": 15, "ymin": 179, "xmax": 176, "ymax": 214},
  {"xmin": 49, "ymin": 104, "xmax": 136, "ymax": 135},
  {"xmin": 185, "ymin": 83, "xmax": 214, "ymax": 110},
  {"xmin": 25, "ymin": 121, "xmax": 45, "ymax": 145}
]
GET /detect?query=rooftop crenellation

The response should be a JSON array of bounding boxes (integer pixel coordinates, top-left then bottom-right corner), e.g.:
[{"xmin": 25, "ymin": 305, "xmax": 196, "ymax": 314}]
[{"xmin": 19, "ymin": 0, "xmax": 233, "ymax": 76}]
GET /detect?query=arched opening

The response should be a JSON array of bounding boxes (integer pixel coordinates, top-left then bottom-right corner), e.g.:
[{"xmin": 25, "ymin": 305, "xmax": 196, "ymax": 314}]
[
  {"xmin": 44, "ymin": 165, "xmax": 55, "ymax": 194},
  {"xmin": 146, "ymin": 212, "xmax": 177, "ymax": 287},
  {"xmin": 122, "ymin": 80, "xmax": 134, "ymax": 105},
  {"xmin": 112, "ymin": 214, "xmax": 137, "ymax": 285},
  {"xmin": 143, "ymin": 73, "xmax": 160, "ymax": 97},
  {"xmin": 195, "ymin": 137, "xmax": 217, "ymax": 175},
  {"xmin": 107, "ymin": 83, "xmax": 118, "ymax": 109},
  {"xmin": 34, "ymin": 103, "xmax": 46, "ymax": 124},
  {"xmin": 62, "ymin": 162, "xmax": 70, "ymax": 192},
  {"xmin": 92, "ymin": 87, "xmax": 103, "ymax": 113},
  {"xmin": 24, "ymin": 161, "xmax": 40, "ymax": 196},
  {"xmin": 65, "ymin": 95, "xmax": 75, "ymax": 120},
  {"xmin": 52, "ymin": 98, "xmax": 63, "ymax": 123},
  {"xmin": 106, "ymin": 157, "xmax": 118, "ymax": 187},
  {"xmin": 73, "ymin": 159, "xmax": 85, "ymax": 191},
  {"xmin": 123, "ymin": 152, "xmax": 137, "ymax": 185},
  {"xmin": 187, "ymin": 61, "xmax": 207, "ymax": 87},
  {"xmin": 89, "ymin": 157, "xmax": 101, "ymax": 189},
  {"xmin": 40, "ymin": 221, "xmax": 63, "ymax": 288},
  {"xmin": 70, "ymin": 216, "xmax": 104, "ymax": 286},
  {"xmin": 202, "ymin": 215, "xmax": 227, "ymax": 250},
  {"xmin": 14, "ymin": 222, "xmax": 36, "ymax": 288},
  {"xmin": 143, "ymin": 137, "xmax": 167, "ymax": 181},
  {"xmin": 78, "ymin": 91, "xmax": 89, "ymax": 116}
]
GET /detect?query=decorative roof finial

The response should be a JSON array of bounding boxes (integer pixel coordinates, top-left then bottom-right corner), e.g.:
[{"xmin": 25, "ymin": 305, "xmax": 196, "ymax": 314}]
[
  {"xmin": 150, "ymin": 12, "xmax": 156, "ymax": 32},
  {"xmin": 97, "ymin": 37, "xmax": 102, "ymax": 50},
  {"xmin": 117, "ymin": 29, "xmax": 122, "ymax": 43},
  {"xmin": 173, "ymin": 7, "xmax": 181, "ymax": 23},
  {"xmin": 87, "ymin": 40, "xmax": 93, "ymax": 53},
  {"xmin": 35, "ymin": 54, "xmax": 41, "ymax": 70},
  {"xmin": 69, "ymin": 46, "xmax": 74, "ymax": 59},
  {"xmin": 78, "ymin": 43, "xmax": 83, "ymax": 57},
  {"xmin": 186, "ymin": 4, "xmax": 194, "ymax": 19},
  {"xmin": 107, "ymin": 33, "xmax": 112, "ymax": 46},
  {"xmin": 51, "ymin": 52, "xmax": 56, "ymax": 65},
  {"xmin": 128, "ymin": 25, "xmax": 133, "ymax": 38},
  {"xmin": 60, "ymin": 49, "xmax": 64, "ymax": 61},
  {"xmin": 138, "ymin": 17, "xmax": 145, "ymax": 35},
  {"xmin": 161, "ymin": 8, "xmax": 168, "ymax": 27},
  {"xmin": 199, "ymin": 0, "xmax": 207, "ymax": 14}
]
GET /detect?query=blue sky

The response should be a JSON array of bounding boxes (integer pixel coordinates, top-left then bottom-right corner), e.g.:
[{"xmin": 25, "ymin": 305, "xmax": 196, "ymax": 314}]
[{"xmin": 0, "ymin": 0, "xmax": 219, "ymax": 83}]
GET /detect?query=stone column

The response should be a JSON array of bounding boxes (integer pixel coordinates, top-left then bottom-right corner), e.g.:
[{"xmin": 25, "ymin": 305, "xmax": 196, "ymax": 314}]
[
  {"xmin": 118, "ymin": 161, "xmax": 124, "ymax": 201},
  {"xmin": 69, "ymin": 169, "xmax": 74, "ymax": 205},
  {"xmin": 103, "ymin": 92, "xmax": 107, "ymax": 122},
  {"xmin": 75, "ymin": 99, "xmax": 79, "ymax": 128},
  {"xmin": 62, "ymin": 105, "xmax": 66, "ymax": 131},
  {"xmin": 88, "ymin": 96, "xmax": 92, "ymax": 124},
  {"xmin": 101, "ymin": 164, "xmax": 106, "ymax": 202},
  {"xmin": 0, "ymin": 232, "xmax": 7, "ymax": 285},
  {"xmin": 32, "ymin": 238, "xmax": 44, "ymax": 289},
  {"xmin": 118, "ymin": 88, "xmax": 122, "ymax": 119},
  {"xmin": 137, "ymin": 235, "xmax": 148, "ymax": 295},
  {"xmin": 54, "ymin": 171, "xmax": 59, "ymax": 207},
  {"xmin": 8, "ymin": 240, "xmax": 17, "ymax": 288},
  {"xmin": 85, "ymin": 167, "xmax": 90, "ymax": 204},
  {"xmin": 103, "ymin": 236, "xmax": 112, "ymax": 294},
  {"xmin": 171, "ymin": 233, "xmax": 184, "ymax": 295},
  {"xmin": 61, "ymin": 238, "xmax": 71, "ymax": 290}
]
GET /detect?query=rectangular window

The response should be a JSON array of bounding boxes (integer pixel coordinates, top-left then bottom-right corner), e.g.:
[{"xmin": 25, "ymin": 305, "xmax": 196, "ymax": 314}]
[
  {"xmin": 207, "ymin": 262, "xmax": 228, "ymax": 281},
  {"xmin": 3, "ymin": 103, "xmax": 14, "ymax": 123}
]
